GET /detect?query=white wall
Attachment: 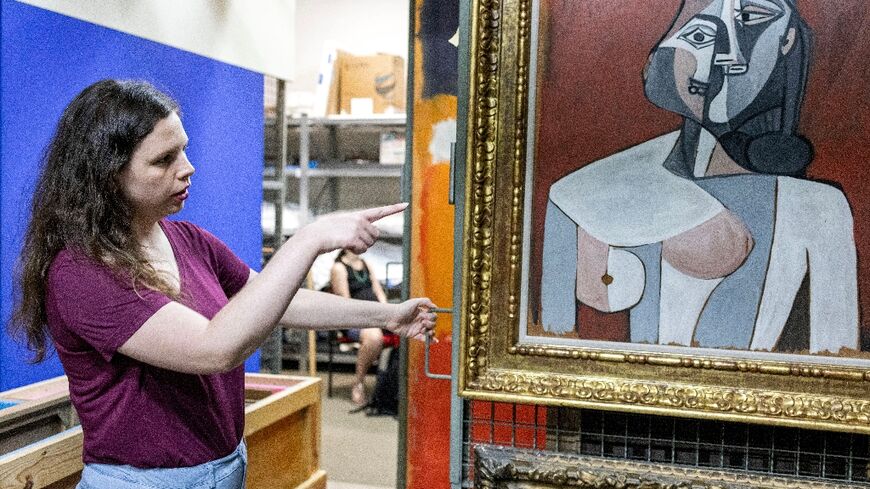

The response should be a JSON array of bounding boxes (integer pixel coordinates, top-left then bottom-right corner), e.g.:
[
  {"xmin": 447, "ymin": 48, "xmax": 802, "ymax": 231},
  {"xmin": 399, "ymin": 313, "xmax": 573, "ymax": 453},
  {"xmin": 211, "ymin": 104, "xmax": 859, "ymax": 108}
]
[
  {"xmin": 289, "ymin": 0, "xmax": 409, "ymax": 93},
  {"xmin": 18, "ymin": 0, "xmax": 297, "ymax": 80}
]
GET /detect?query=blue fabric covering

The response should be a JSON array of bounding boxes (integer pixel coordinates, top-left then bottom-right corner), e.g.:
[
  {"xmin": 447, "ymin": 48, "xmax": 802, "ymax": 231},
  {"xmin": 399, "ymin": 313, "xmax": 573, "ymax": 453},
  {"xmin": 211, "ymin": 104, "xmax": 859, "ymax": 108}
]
[{"xmin": 1, "ymin": 2, "xmax": 263, "ymax": 389}]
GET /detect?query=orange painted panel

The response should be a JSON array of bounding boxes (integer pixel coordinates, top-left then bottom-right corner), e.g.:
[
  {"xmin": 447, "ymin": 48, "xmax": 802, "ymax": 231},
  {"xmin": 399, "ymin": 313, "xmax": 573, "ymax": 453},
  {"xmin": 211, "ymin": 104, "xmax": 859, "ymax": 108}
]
[{"xmin": 405, "ymin": 35, "xmax": 458, "ymax": 488}]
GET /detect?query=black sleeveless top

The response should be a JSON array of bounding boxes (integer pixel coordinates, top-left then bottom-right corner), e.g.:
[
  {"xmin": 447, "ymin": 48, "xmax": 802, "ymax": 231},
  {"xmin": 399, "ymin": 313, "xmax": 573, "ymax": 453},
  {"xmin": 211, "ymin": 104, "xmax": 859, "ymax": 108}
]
[{"xmin": 344, "ymin": 262, "xmax": 378, "ymax": 302}]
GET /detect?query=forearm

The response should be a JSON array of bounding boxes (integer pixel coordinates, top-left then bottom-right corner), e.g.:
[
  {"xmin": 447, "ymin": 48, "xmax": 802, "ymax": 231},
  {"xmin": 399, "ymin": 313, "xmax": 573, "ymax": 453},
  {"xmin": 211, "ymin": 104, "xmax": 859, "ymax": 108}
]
[
  {"xmin": 207, "ymin": 232, "xmax": 319, "ymax": 365},
  {"xmin": 280, "ymin": 288, "xmax": 398, "ymax": 330}
]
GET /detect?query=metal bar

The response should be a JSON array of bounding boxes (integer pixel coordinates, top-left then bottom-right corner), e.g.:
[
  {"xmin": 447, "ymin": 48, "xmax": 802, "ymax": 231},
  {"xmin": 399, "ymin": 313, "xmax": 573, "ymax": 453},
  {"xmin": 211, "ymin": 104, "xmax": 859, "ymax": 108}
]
[
  {"xmin": 260, "ymin": 79, "xmax": 289, "ymax": 375},
  {"xmin": 327, "ymin": 331, "xmax": 334, "ymax": 397},
  {"xmin": 848, "ymin": 433, "xmax": 855, "ymax": 480},
  {"xmin": 425, "ymin": 334, "xmax": 452, "ymax": 380},
  {"xmin": 296, "ymin": 114, "xmax": 311, "ymax": 375},
  {"xmin": 299, "ymin": 114, "xmax": 311, "ymax": 226},
  {"xmin": 397, "ymin": 6, "xmax": 416, "ymax": 482},
  {"xmin": 490, "ymin": 403, "xmax": 495, "ymax": 444},
  {"xmin": 511, "ymin": 404, "xmax": 516, "ymax": 447},
  {"xmin": 275, "ymin": 80, "xmax": 287, "ymax": 250},
  {"xmin": 448, "ymin": 141, "xmax": 456, "ymax": 205},
  {"xmin": 451, "ymin": 0, "xmax": 473, "ymax": 485},
  {"xmin": 424, "ymin": 307, "xmax": 453, "ymax": 380}
]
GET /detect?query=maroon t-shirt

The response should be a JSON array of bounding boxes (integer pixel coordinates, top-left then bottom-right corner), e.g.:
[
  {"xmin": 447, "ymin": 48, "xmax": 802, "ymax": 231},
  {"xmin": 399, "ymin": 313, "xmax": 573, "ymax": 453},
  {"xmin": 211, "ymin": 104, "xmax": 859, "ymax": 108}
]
[{"xmin": 45, "ymin": 220, "xmax": 251, "ymax": 468}]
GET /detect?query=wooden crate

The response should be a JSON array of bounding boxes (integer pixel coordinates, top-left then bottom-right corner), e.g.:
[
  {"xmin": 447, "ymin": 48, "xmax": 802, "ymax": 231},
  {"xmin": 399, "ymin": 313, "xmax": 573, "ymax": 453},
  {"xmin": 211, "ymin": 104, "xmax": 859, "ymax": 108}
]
[{"xmin": 0, "ymin": 374, "xmax": 325, "ymax": 489}]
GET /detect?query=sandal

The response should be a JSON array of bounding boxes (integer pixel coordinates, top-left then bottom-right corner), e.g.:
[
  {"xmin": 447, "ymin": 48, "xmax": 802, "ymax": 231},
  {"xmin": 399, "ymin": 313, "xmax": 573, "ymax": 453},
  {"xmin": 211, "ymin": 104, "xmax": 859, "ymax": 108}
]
[{"xmin": 351, "ymin": 382, "xmax": 367, "ymax": 406}]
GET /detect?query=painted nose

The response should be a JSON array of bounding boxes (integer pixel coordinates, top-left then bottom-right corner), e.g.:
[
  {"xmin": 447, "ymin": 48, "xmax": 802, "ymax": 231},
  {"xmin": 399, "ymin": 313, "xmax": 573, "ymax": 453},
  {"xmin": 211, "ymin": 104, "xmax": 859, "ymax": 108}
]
[{"xmin": 713, "ymin": 0, "xmax": 747, "ymax": 74}]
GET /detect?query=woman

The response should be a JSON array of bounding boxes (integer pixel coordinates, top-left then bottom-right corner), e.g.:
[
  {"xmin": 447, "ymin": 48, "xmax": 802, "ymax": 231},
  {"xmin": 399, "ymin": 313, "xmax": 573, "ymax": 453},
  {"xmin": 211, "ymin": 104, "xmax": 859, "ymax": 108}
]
[
  {"xmin": 11, "ymin": 79, "xmax": 435, "ymax": 489},
  {"xmin": 330, "ymin": 249, "xmax": 392, "ymax": 406}
]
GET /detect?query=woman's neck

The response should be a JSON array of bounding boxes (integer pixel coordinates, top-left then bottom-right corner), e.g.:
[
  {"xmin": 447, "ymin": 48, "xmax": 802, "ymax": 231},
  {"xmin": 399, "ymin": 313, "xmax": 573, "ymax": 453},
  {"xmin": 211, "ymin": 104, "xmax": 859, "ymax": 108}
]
[
  {"xmin": 678, "ymin": 125, "xmax": 753, "ymax": 178},
  {"xmin": 132, "ymin": 217, "xmax": 163, "ymax": 248},
  {"xmin": 704, "ymin": 143, "xmax": 752, "ymax": 177}
]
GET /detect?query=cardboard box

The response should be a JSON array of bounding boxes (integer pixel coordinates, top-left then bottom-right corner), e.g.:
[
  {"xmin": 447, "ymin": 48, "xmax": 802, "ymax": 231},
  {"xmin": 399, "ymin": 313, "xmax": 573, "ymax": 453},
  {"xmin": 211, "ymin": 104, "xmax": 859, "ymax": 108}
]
[
  {"xmin": 379, "ymin": 130, "xmax": 406, "ymax": 164},
  {"xmin": 338, "ymin": 53, "xmax": 405, "ymax": 115}
]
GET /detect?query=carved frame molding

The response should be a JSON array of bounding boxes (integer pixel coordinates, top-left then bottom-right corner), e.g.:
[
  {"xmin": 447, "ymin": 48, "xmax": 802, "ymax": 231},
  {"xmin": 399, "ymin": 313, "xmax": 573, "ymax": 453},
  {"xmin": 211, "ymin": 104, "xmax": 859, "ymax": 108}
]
[{"xmin": 473, "ymin": 445, "xmax": 860, "ymax": 489}]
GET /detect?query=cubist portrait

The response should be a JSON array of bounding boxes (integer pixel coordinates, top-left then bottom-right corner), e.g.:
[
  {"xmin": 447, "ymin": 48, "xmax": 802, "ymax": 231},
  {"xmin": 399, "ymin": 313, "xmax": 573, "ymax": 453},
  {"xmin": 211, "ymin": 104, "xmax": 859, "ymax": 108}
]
[{"xmin": 538, "ymin": 0, "xmax": 858, "ymax": 354}]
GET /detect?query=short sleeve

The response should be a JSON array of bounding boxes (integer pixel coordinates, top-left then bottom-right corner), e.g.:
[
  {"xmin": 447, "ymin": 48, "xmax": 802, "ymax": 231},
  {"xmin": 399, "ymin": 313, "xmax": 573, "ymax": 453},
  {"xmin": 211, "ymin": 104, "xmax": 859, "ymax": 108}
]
[
  {"xmin": 183, "ymin": 223, "xmax": 251, "ymax": 298},
  {"xmin": 47, "ymin": 252, "xmax": 172, "ymax": 362}
]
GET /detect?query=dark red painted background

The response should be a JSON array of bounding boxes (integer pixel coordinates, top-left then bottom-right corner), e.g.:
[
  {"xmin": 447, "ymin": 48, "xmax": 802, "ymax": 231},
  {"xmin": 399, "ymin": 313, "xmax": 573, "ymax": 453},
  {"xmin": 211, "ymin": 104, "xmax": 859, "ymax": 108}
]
[{"xmin": 528, "ymin": 0, "xmax": 870, "ymax": 344}]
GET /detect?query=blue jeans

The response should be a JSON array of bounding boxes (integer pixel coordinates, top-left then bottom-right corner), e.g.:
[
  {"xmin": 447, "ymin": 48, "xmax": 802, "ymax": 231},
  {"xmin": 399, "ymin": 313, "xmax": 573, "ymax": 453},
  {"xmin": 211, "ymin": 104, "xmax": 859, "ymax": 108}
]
[{"xmin": 77, "ymin": 441, "xmax": 247, "ymax": 489}]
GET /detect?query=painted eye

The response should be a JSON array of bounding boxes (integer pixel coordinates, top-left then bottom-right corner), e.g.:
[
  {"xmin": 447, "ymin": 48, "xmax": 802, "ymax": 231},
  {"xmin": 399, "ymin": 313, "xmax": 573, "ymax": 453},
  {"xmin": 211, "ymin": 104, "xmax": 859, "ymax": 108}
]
[
  {"xmin": 679, "ymin": 25, "xmax": 717, "ymax": 49},
  {"xmin": 735, "ymin": 6, "xmax": 778, "ymax": 26}
]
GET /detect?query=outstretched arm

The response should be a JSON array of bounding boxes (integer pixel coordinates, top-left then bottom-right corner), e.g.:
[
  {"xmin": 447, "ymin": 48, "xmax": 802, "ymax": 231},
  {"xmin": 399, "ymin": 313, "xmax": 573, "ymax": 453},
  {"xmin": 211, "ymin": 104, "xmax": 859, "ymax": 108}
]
[
  {"xmin": 279, "ymin": 287, "xmax": 434, "ymax": 339},
  {"xmin": 118, "ymin": 204, "xmax": 421, "ymax": 374}
]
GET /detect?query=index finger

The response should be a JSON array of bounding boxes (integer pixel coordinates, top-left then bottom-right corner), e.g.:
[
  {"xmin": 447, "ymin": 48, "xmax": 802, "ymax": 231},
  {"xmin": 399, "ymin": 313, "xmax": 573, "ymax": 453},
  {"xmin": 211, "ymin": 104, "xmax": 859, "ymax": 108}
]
[{"xmin": 360, "ymin": 202, "xmax": 408, "ymax": 223}]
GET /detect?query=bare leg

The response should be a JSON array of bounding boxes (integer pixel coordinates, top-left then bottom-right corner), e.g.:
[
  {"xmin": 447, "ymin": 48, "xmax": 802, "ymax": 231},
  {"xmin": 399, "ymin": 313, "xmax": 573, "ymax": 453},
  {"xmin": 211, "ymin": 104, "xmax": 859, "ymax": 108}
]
[{"xmin": 353, "ymin": 328, "xmax": 384, "ymax": 405}]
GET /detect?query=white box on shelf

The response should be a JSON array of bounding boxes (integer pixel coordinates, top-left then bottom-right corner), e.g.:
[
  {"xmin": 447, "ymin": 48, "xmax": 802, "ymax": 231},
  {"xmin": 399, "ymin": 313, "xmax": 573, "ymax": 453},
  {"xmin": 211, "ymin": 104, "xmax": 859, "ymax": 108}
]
[
  {"xmin": 379, "ymin": 130, "xmax": 405, "ymax": 165},
  {"xmin": 350, "ymin": 97, "xmax": 374, "ymax": 115}
]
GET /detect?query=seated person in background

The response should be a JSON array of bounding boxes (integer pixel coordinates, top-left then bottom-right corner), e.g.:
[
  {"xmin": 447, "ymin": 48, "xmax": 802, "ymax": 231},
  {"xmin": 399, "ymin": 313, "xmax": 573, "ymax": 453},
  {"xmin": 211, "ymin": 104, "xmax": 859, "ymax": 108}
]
[{"xmin": 330, "ymin": 250, "xmax": 394, "ymax": 405}]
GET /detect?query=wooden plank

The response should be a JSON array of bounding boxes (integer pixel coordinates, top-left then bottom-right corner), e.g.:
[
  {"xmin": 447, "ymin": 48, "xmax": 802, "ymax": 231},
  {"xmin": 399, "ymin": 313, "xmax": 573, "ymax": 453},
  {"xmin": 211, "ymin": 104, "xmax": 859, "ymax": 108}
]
[
  {"xmin": 0, "ymin": 374, "xmax": 323, "ymax": 489},
  {"xmin": 0, "ymin": 378, "xmax": 68, "ymax": 402},
  {"xmin": 247, "ymin": 410, "xmax": 311, "ymax": 488},
  {"xmin": 245, "ymin": 379, "xmax": 321, "ymax": 436},
  {"xmin": 0, "ymin": 378, "xmax": 72, "ymax": 430},
  {"xmin": 0, "ymin": 428, "xmax": 82, "ymax": 489},
  {"xmin": 245, "ymin": 375, "xmax": 323, "ymax": 489},
  {"xmin": 308, "ymin": 330, "xmax": 317, "ymax": 376},
  {"xmin": 245, "ymin": 408, "xmax": 324, "ymax": 489},
  {"xmin": 244, "ymin": 372, "xmax": 317, "ymax": 388},
  {"xmin": 43, "ymin": 473, "xmax": 78, "ymax": 489},
  {"xmin": 296, "ymin": 469, "xmax": 327, "ymax": 489}
]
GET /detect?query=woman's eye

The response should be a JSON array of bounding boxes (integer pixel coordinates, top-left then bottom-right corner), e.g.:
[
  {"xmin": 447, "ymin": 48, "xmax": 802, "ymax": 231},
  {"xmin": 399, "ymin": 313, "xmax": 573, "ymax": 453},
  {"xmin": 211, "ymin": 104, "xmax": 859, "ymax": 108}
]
[
  {"xmin": 679, "ymin": 25, "xmax": 717, "ymax": 49},
  {"xmin": 735, "ymin": 6, "xmax": 778, "ymax": 26}
]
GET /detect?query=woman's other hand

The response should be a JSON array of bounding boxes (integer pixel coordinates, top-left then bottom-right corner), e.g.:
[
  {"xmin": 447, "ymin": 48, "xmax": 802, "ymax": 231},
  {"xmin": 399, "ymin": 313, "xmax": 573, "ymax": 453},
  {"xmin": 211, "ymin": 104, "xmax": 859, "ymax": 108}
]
[
  {"xmin": 296, "ymin": 203, "xmax": 407, "ymax": 255},
  {"xmin": 386, "ymin": 298, "xmax": 437, "ymax": 341}
]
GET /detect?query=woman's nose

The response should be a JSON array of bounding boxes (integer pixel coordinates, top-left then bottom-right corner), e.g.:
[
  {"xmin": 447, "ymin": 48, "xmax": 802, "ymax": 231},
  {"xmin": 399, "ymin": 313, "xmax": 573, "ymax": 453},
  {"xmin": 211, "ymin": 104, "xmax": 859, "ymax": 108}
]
[
  {"xmin": 179, "ymin": 154, "xmax": 195, "ymax": 179},
  {"xmin": 713, "ymin": 0, "xmax": 748, "ymax": 74}
]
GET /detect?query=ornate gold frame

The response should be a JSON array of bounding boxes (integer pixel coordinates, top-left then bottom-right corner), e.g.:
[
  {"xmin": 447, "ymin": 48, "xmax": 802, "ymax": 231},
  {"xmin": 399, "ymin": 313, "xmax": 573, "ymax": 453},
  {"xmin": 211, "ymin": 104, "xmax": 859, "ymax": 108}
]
[
  {"xmin": 473, "ymin": 445, "xmax": 857, "ymax": 488},
  {"xmin": 457, "ymin": 0, "xmax": 870, "ymax": 432}
]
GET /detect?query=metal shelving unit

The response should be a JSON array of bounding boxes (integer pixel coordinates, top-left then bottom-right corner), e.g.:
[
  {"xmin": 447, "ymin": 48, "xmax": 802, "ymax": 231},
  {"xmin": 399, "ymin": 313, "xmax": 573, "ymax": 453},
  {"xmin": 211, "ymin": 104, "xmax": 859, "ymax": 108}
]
[
  {"xmin": 262, "ymin": 84, "xmax": 406, "ymax": 373},
  {"xmin": 263, "ymin": 113, "xmax": 406, "ymax": 238},
  {"xmin": 262, "ymin": 164, "xmax": 402, "ymax": 190}
]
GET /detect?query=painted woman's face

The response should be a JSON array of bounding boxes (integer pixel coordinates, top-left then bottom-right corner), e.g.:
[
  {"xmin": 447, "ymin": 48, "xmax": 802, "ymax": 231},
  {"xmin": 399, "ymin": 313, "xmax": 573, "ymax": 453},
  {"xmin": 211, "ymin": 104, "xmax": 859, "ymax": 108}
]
[{"xmin": 644, "ymin": 0, "xmax": 796, "ymax": 135}]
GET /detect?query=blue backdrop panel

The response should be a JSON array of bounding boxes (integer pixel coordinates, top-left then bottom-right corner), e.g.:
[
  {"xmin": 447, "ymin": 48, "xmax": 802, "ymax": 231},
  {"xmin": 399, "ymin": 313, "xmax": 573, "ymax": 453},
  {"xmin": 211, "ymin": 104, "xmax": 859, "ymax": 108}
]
[{"xmin": 1, "ymin": 1, "xmax": 264, "ymax": 390}]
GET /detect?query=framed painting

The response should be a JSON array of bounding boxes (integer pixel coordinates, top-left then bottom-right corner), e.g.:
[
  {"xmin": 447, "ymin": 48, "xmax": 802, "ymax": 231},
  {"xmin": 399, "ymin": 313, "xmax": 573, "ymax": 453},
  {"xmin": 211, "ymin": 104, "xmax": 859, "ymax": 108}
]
[{"xmin": 457, "ymin": 0, "xmax": 870, "ymax": 432}]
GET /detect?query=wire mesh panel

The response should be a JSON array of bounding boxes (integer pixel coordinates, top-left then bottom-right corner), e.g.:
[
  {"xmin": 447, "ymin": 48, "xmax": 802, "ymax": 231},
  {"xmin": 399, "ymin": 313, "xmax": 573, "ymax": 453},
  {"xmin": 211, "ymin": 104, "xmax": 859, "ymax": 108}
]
[{"xmin": 462, "ymin": 400, "xmax": 870, "ymax": 487}]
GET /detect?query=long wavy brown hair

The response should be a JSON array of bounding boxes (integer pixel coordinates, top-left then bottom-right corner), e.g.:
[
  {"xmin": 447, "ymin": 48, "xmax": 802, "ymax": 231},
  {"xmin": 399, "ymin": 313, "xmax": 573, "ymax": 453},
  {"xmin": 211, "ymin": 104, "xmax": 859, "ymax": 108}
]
[{"xmin": 11, "ymin": 79, "xmax": 183, "ymax": 363}]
